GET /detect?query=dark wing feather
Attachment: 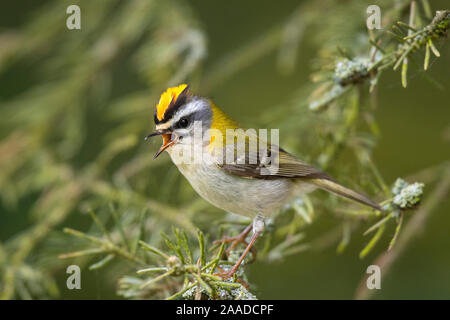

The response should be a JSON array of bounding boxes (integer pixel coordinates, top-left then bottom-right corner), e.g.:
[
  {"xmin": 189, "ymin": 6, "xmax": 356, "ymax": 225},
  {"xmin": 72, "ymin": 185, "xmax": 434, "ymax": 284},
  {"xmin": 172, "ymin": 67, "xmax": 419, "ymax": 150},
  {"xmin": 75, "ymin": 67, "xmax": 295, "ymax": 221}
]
[
  {"xmin": 217, "ymin": 144, "xmax": 382, "ymax": 211},
  {"xmin": 218, "ymin": 144, "xmax": 331, "ymax": 180}
]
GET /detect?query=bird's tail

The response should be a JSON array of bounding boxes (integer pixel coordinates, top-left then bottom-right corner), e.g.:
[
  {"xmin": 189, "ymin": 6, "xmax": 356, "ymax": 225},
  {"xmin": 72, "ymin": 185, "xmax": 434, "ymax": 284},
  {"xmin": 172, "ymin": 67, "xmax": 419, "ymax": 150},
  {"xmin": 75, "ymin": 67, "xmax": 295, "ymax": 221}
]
[{"xmin": 308, "ymin": 178, "xmax": 382, "ymax": 211}]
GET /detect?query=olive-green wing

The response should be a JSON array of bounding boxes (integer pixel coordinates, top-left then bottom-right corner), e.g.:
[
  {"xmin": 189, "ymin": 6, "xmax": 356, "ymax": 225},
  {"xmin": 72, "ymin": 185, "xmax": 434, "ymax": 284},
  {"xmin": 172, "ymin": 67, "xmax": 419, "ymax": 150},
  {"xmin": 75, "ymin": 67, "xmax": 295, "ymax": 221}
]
[
  {"xmin": 217, "ymin": 145, "xmax": 382, "ymax": 211},
  {"xmin": 218, "ymin": 146, "xmax": 330, "ymax": 180}
]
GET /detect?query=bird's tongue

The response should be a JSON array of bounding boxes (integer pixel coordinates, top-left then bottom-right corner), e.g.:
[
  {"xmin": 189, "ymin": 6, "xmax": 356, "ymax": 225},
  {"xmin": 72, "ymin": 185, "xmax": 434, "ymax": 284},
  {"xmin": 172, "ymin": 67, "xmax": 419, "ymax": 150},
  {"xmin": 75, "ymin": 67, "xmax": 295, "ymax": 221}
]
[
  {"xmin": 154, "ymin": 133, "xmax": 175, "ymax": 159},
  {"xmin": 162, "ymin": 133, "xmax": 171, "ymax": 147}
]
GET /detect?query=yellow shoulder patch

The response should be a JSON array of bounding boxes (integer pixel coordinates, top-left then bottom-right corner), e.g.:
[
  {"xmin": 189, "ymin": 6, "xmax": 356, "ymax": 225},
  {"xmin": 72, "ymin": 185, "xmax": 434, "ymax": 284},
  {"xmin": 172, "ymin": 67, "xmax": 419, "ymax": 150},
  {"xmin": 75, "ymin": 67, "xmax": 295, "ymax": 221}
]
[
  {"xmin": 208, "ymin": 102, "xmax": 240, "ymax": 152},
  {"xmin": 210, "ymin": 102, "xmax": 239, "ymax": 134},
  {"xmin": 156, "ymin": 84, "xmax": 189, "ymax": 121}
]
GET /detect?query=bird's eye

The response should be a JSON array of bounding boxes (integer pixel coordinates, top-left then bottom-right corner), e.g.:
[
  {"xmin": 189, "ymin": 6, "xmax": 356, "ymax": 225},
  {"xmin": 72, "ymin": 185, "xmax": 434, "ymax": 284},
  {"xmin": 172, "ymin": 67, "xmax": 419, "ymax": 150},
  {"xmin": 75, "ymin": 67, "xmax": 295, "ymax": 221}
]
[{"xmin": 178, "ymin": 117, "xmax": 189, "ymax": 128}]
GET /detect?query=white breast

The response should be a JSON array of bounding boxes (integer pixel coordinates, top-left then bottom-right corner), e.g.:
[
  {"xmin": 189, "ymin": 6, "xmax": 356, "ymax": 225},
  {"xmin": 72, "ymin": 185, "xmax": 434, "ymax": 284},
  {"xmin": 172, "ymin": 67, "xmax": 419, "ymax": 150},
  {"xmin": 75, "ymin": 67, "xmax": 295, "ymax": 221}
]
[{"xmin": 167, "ymin": 146, "xmax": 302, "ymax": 218}]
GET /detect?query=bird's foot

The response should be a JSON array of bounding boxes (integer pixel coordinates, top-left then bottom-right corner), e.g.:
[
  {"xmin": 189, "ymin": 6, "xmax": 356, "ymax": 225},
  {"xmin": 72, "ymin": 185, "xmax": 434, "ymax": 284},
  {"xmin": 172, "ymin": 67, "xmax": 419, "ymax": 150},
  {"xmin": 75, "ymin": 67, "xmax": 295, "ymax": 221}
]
[
  {"xmin": 213, "ymin": 235, "xmax": 248, "ymax": 247},
  {"xmin": 213, "ymin": 270, "xmax": 234, "ymax": 280},
  {"xmin": 213, "ymin": 238, "xmax": 257, "ymax": 264},
  {"xmin": 213, "ymin": 224, "xmax": 251, "ymax": 248},
  {"xmin": 213, "ymin": 267, "xmax": 249, "ymax": 288}
]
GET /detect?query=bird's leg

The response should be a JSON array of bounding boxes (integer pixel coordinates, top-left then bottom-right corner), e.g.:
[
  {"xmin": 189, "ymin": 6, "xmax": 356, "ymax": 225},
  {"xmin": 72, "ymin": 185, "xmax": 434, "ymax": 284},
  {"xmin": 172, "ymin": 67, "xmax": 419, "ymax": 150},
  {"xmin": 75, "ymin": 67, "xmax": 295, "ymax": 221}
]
[
  {"xmin": 214, "ymin": 223, "xmax": 252, "ymax": 250},
  {"xmin": 215, "ymin": 215, "xmax": 265, "ymax": 279}
]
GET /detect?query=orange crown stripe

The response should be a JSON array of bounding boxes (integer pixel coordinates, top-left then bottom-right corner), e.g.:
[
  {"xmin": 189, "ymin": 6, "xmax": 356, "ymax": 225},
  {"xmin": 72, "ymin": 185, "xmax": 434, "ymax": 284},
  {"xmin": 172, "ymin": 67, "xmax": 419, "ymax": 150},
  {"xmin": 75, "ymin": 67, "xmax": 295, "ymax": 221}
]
[{"xmin": 156, "ymin": 84, "xmax": 189, "ymax": 121}]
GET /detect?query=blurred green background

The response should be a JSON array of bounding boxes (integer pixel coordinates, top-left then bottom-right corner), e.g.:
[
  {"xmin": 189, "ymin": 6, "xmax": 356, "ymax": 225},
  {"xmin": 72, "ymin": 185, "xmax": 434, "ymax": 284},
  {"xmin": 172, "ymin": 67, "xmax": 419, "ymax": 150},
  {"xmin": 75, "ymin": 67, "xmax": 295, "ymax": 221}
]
[{"xmin": 0, "ymin": 0, "xmax": 449, "ymax": 299}]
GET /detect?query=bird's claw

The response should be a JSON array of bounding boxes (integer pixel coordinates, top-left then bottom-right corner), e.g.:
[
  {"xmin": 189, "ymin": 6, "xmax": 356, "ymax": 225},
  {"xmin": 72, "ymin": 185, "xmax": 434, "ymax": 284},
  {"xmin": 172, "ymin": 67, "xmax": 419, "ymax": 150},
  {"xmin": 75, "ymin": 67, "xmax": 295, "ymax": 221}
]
[
  {"xmin": 213, "ymin": 271, "xmax": 234, "ymax": 280},
  {"xmin": 213, "ymin": 235, "xmax": 248, "ymax": 248},
  {"xmin": 213, "ymin": 269, "xmax": 250, "ymax": 289}
]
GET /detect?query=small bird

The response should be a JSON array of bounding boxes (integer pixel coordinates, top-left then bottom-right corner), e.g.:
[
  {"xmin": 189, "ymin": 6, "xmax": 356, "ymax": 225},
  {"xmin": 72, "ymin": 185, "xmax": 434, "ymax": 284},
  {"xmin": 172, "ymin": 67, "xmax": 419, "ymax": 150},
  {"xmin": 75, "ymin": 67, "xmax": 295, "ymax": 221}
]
[{"xmin": 146, "ymin": 84, "xmax": 381, "ymax": 278}]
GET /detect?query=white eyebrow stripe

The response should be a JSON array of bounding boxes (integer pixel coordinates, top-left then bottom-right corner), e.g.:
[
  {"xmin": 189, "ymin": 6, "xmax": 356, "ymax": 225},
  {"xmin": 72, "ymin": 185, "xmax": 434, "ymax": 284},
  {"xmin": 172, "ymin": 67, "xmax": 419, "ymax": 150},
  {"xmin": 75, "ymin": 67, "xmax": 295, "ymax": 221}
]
[
  {"xmin": 155, "ymin": 122, "xmax": 173, "ymax": 130},
  {"xmin": 171, "ymin": 99, "xmax": 207, "ymax": 124}
]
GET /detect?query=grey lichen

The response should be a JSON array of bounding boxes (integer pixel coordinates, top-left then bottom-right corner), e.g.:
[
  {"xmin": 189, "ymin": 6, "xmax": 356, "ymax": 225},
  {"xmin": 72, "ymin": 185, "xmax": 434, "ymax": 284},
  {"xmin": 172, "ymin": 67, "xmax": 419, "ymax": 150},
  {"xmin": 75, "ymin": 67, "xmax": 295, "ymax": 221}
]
[
  {"xmin": 182, "ymin": 280, "xmax": 257, "ymax": 300},
  {"xmin": 392, "ymin": 178, "xmax": 407, "ymax": 195},
  {"xmin": 392, "ymin": 178, "xmax": 425, "ymax": 209},
  {"xmin": 361, "ymin": 176, "xmax": 427, "ymax": 257},
  {"xmin": 333, "ymin": 57, "xmax": 374, "ymax": 86},
  {"xmin": 309, "ymin": 9, "xmax": 450, "ymax": 113},
  {"xmin": 309, "ymin": 84, "xmax": 350, "ymax": 111}
]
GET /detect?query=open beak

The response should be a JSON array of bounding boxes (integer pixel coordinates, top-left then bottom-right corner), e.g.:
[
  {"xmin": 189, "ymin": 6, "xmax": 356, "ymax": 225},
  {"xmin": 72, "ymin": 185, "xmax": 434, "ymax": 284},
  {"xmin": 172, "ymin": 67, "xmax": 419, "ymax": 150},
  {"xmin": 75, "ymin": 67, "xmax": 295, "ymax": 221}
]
[{"xmin": 144, "ymin": 130, "xmax": 176, "ymax": 159}]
